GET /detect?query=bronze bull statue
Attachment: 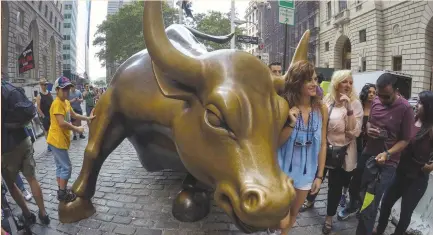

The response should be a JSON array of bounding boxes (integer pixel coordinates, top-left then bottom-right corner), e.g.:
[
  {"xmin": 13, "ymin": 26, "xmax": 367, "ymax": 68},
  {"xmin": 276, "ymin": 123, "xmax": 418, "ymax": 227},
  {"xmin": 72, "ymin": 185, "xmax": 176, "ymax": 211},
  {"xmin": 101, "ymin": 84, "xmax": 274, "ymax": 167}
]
[{"xmin": 59, "ymin": 1, "xmax": 311, "ymax": 233}]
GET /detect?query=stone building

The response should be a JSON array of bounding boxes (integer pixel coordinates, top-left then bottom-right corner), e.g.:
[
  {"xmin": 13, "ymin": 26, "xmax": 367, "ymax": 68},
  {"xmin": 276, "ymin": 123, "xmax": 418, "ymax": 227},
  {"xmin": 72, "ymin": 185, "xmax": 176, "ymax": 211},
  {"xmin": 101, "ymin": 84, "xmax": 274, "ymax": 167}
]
[
  {"xmin": 318, "ymin": 0, "xmax": 433, "ymax": 94},
  {"xmin": 1, "ymin": 1, "xmax": 64, "ymax": 87}
]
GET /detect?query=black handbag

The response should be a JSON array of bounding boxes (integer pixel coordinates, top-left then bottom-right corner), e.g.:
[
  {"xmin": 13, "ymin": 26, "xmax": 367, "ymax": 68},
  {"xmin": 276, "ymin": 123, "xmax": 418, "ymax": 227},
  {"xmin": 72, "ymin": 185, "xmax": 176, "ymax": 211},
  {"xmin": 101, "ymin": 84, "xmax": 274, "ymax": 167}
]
[{"xmin": 325, "ymin": 103, "xmax": 349, "ymax": 169}]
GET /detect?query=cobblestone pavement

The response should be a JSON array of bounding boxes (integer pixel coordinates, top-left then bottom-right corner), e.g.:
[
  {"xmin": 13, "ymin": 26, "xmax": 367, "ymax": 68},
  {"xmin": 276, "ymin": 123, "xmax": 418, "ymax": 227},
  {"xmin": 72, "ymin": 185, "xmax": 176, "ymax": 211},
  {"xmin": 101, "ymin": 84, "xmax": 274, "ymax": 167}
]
[{"xmin": 7, "ymin": 127, "xmax": 396, "ymax": 235}]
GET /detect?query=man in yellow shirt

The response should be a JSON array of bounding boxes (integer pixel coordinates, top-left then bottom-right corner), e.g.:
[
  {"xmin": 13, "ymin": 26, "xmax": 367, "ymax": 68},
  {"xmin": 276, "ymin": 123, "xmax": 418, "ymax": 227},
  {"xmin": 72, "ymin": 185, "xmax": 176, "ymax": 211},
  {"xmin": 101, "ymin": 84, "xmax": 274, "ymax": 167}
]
[{"xmin": 47, "ymin": 76, "xmax": 95, "ymax": 202}]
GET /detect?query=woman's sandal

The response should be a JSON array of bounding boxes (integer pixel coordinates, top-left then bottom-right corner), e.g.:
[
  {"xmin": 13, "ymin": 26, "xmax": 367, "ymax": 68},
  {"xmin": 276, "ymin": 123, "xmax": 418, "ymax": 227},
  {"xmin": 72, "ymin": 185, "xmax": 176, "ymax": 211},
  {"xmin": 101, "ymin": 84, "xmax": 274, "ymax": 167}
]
[
  {"xmin": 322, "ymin": 221, "xmax": 332, "ymax": 234},
  {"xmin": 299, "ymin": 201, "xmax": 314, "ymax": 212}
]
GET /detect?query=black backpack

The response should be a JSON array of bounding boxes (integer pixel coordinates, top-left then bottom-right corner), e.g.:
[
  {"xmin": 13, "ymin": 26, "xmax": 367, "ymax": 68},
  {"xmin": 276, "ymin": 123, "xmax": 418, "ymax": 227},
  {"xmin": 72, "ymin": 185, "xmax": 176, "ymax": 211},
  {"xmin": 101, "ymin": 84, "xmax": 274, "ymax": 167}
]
[{"xmin": 1, "ymin": 81, "xmax": 36, "ymax": 128}]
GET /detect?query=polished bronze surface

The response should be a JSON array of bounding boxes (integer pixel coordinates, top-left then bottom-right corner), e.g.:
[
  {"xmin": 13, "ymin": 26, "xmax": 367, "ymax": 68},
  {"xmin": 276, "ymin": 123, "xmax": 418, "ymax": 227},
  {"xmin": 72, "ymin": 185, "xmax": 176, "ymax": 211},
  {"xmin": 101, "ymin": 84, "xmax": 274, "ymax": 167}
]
[{"xmin": 59, "ymin": 1, "xmax": 311, "ymax": 232}]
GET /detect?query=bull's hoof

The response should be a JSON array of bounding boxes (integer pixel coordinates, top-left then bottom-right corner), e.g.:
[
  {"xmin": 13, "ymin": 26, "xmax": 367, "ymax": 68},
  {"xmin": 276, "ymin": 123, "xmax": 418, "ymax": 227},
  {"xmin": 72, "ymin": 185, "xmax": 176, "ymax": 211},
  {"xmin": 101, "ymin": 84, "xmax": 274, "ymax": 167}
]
[
  {"xmin": 58, "ymin": 197, "xmax": 96, "ymax": 223},
  {"xmin": 172, "ymin": 189, "xmax": 210, "ymax": 222}
]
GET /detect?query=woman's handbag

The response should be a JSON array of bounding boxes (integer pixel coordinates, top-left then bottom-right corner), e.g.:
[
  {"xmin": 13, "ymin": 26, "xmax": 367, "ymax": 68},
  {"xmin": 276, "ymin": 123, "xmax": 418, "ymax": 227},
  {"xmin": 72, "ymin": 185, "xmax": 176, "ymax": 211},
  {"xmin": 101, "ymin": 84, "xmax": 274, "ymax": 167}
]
[{"xmin": 325, "ymin": 103, "xmax": 349, "ymax": 169}]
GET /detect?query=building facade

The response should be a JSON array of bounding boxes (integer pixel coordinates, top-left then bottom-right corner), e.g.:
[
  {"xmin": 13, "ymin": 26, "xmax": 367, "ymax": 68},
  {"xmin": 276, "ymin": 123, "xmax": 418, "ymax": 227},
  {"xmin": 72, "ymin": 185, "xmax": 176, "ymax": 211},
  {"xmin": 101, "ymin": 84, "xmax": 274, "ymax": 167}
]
[
  {"xmin": 318, "ymin": 0, "xmax": 433, "ymax": 94},
  {"xmin": 62, "ymin": 1, "xmax": 78, "ymax": 82},
  {"xmin": 1, "ymin": 1, "xmax": 63, "ymax": 88}
]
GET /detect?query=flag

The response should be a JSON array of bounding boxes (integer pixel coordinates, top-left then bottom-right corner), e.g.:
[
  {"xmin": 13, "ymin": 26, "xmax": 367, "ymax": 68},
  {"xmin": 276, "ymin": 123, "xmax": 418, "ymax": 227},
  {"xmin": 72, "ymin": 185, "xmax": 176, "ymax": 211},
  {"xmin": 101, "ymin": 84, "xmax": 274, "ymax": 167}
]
[{"xmin": 18, "ymin": 40, "xmax": 35, "ymax": 74}]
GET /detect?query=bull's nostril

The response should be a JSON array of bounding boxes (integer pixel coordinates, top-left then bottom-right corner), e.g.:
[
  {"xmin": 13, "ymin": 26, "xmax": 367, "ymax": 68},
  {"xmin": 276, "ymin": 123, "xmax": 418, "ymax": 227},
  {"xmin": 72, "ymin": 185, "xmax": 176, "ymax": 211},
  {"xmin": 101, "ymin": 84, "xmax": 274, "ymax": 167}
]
[{"xmin": 241, "ymin": 190, "xmax": 263, "ymax": 212}]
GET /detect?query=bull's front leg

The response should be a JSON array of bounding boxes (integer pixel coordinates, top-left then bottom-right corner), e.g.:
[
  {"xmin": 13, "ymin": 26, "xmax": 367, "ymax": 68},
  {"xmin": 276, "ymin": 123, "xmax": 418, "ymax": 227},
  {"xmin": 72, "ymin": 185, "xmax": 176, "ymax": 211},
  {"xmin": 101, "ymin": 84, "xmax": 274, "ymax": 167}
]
[{"xmin": 172, "ymin": 173, "xmax": 212, "ymax": 222}]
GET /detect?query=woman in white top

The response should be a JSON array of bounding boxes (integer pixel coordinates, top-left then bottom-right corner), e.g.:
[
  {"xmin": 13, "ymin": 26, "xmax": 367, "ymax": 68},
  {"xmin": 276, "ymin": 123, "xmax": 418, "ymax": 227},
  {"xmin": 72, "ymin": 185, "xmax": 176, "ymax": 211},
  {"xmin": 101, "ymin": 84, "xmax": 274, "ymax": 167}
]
[{"xmin": 322, "ymin": 70, "xmax": 363, "ymax": 234}]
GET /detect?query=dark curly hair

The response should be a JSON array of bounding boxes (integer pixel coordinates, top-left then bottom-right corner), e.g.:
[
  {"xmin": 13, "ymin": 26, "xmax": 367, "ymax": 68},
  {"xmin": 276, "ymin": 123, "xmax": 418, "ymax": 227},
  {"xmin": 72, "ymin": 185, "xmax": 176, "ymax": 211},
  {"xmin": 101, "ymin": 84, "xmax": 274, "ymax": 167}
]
[
  {"xmin": 359, "ymin": 83, "xmax": 376, "ymax": 108},
  {"xmin": 283, "ymin": 60, "xmax": 321, "ymax": 109}
]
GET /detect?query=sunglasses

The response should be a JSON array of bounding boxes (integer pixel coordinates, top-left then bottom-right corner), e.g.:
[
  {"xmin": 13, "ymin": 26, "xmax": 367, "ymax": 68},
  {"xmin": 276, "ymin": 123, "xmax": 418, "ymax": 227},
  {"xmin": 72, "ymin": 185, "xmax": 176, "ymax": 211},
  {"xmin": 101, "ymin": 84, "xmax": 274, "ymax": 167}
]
[{"xmin": 294, "ymin": 140, "xmax": 313, "ymax": 147}]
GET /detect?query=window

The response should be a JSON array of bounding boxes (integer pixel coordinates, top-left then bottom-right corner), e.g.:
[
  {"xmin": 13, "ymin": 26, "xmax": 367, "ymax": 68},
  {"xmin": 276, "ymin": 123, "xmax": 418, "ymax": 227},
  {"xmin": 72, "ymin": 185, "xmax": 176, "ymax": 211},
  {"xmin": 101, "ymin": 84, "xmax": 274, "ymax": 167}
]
[
  {"xmin": 63, "ymin": 35, "xmax": 70, "ymax": 40},
  {"xmin": 393, "ymin": 56, "xmax": 402, "ymax": 71},
  {"xmin": 339, "ymin": 0, "xmax": 347, "ymax": 11},
  {"xmin": 63, "ymin": 45, "xmax": 70, "ymax": 50},
  {"xmin": 58, "ymin": 22, "xmax": 61, "ymax": 31},
  {"xmin": 325, "ymin": 42, "xmax": 329, "ymax": 51},
  {"xmin": 50, "ymin": 12, "xmax": 53, "ymax": 23},
  {"xmin": 45, "ymin": 5, "xmax": 48, "ymax": 17},
  {"xmin": 43, "ymin": 29, "xmax": 47, "ymax": 41},
  {"xmin": 58, "ymin": 61, "xmax": 61, "ymax": 74},
  {"xmin": 361, "ymin": 57, "xmax": 366, "ymax": 72},
  {"xmin": 60, "ymin": 4, "xmax": 62, "ymax": 12},
  {"xmin": 359, "ymin": 29, "xmax": 366, "ymax": 42},
  {"xmin": 16, "ymin": 44, "xmax": 23, "ymax": 76},
  {"xmin": 65, "ymin": 4, "xmax": 72, "ymax": 10},
  {"xmin": 327, "ymin": 2, "xmax": 332, "ymax": 20},
  {"xmin": 63, "ymin": 64, "xmax": 71, "ymax": 70},
  {"xmin": 38, "ymin": 1, "xmax": 42, "ymax": 11},
  {"xmin": 17, "ymin": 9, "xmax": 24, "ymax": 28},
  {"xmin": 64, "ymin": 23, "xmax": 71, "ymax": 28},
  {"xmin": 42, "ymin": 55, "xmax": 47, "ymax": 78},
  {"xmin": 55, "ymin": 17, "xmax": 57, "ymax": 27},
  {"xmin": 64, "ymin": 14, "xmax": 71, "ymax": 19},
  {"xmin": 63, "ymin": 54, "xmax": 70, "ymax": 60}
]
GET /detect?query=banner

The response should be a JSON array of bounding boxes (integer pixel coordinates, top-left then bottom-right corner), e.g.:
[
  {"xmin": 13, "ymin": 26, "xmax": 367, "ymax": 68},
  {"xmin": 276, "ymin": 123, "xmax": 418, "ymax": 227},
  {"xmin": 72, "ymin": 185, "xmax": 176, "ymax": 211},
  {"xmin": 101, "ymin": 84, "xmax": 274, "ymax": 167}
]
[{"xmin": 18, "ymin": 40, "xmax": 35, "ymax": 74}]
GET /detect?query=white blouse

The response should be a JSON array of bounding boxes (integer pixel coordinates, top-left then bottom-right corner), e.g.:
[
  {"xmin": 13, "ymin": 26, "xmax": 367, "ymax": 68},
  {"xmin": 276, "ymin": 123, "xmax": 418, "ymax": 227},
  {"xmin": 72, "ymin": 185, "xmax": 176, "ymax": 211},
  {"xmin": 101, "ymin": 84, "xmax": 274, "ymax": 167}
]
[{"xmin": 326, "ymin": 99, "xmax": 363, "ymax": 172}]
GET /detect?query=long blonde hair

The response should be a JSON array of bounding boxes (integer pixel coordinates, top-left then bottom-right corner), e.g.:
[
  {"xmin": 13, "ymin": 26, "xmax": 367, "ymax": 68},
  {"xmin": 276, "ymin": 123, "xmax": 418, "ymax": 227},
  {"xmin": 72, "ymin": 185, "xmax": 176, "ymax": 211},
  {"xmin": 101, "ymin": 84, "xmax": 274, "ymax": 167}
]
[{"xmin": 324, "ymin": 70, "xmax": 358, "ymax": 103}]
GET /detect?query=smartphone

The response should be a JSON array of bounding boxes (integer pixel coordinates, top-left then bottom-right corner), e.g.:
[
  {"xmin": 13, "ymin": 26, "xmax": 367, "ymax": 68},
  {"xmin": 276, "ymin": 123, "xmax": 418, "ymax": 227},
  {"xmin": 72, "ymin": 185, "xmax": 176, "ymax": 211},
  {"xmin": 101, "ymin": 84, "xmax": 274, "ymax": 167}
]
[{"xmin": 378, "ymin": 129, "xmax": 388, "ymax": 139}]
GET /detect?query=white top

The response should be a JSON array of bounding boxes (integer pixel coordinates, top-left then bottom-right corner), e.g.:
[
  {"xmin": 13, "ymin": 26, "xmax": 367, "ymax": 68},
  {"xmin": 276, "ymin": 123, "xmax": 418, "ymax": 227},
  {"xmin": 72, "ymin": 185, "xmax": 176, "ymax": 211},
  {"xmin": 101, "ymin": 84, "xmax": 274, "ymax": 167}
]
[{"xmin": 326, "ymin": 99, "xmax": 363, "ymax": 172}]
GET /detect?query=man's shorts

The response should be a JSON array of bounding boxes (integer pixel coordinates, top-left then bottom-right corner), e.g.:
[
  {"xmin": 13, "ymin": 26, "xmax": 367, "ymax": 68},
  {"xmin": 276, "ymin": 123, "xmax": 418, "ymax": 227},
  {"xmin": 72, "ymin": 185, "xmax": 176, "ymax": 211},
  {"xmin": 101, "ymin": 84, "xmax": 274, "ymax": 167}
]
[
  {"xmin": 41, "ymin": 116, "xmax": 50, "ymax": 132},
  {"xmin": 1, "ymin": 138, "xmax": 36, "ymax": 182},
  {"xmin": 71, "ymin": 108, "xmax": 83, "ymax": 123}
]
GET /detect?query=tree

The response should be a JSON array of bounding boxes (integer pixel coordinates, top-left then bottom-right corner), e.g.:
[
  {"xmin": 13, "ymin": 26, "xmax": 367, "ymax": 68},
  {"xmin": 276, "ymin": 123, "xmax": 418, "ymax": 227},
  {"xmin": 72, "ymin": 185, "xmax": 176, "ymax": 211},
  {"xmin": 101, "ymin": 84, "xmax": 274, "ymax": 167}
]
[
  {"xmin": 194, "ymin": 11, "xmax": 244, "ymax": 51},
  {"xmin": 93, "ymin": 79, "xmax": 107, "ymax": 88},
  {"xmin": 93, "ymin": 1, "xmax": 177, "ymax": 66}
]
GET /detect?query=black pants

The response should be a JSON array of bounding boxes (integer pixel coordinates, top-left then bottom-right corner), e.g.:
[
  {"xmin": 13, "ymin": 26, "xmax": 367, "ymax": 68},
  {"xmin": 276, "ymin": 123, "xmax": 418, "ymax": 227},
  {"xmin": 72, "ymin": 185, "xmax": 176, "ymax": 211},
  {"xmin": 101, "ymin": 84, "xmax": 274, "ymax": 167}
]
[
  {"xmin": 306, "ymin": 167, "xmax": 329, "ymax": 202},
  {"xmin": 376, "ymin": 172, "xmax": 428, "ymax": 235},
  {"xmin": 327, "ymin": 167, "xmax": 353, "ymax": 216},
  {"xmin": 347, "ymin": 152, "xmax": 370, "ymax": 209}
]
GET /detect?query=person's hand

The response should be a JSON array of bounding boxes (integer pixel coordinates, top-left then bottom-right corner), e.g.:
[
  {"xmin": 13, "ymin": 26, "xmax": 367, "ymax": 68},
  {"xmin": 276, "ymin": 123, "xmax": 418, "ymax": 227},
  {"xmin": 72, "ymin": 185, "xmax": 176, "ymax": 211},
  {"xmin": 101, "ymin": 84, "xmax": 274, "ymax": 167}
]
[
  {"xmin": 422, "ymin": 163, "xmax": 433, "ymax": 173},
  {"xmin": 310, "ymin": 177, "xmax": 323, "ymax": 194},
  {"xmin": 375, "ymin": 152, "xmax": 388, "ymax": 164},
  {"xmin": 288, "ymin": 106, "xmax": 299, "ymax": 126},
  {"xmin": 87, "ymin": 115, "xmax": 96, "ymax": 122},
  {"xmin": 367, "ymin": 126, "xmax": 380, "ymax": 139},
  {"xmin": 76, "ymin": 126, "xmax": 85, "ymax": 134},
  {"xmin": 340, "ymin": 93, "xmax": 351, "ymax": 109}
]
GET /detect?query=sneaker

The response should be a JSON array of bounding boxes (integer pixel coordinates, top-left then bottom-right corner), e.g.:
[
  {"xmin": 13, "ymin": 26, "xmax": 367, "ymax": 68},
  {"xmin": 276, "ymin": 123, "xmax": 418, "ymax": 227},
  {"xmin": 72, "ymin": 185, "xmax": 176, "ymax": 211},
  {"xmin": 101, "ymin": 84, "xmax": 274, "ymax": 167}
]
[
  {"xmin": 22, "ymin": 189, "xmax": 33, "ymax": 201},
  {"xmin": 19, "ymin": 212, "xmax": 36, "ymax": 226},
  {"xmin": 339, "ymin": 194, "xmax": 347, "ymax": 208},
  {"xmin": 38, "ymin": 211, "xmax": 50, "ymax": 225},
  {"xmin": 267, "ymin": 229, "xmax": 281, "ymax": 235},
  {"xmin": 57, "ymin": 189, "xmax": 77, "ymax": 202},
  {"xmin": 337, "ymin": 206, "xmax": 359, "ymax": 221},
  {"xmin": 73, "ymin": 135, "xmax": 77, "ymax": 140},
  {"xmin": 79, "ymin": 134, "xmax": 85, "ymax": 139}
]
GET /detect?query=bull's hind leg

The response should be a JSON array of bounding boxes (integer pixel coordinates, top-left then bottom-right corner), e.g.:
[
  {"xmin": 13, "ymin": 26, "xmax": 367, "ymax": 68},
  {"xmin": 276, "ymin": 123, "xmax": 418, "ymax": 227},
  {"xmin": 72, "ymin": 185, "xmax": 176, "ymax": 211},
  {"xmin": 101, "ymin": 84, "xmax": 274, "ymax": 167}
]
[
  {"xmin": 58, "ymin": 89, "xmax": 127, "ymax": 223},
  {"xmin": 172, "ymin": 173, "xmax": 211, "ymax": 222}
]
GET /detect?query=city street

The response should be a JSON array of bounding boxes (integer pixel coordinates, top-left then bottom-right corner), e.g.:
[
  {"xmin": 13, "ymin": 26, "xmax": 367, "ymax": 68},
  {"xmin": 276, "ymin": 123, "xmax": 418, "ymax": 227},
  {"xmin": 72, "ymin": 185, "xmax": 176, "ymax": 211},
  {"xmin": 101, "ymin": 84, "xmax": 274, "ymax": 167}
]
[{"xmin": 7, "ymin": 128, "xmax": 396, "ymax": 235}]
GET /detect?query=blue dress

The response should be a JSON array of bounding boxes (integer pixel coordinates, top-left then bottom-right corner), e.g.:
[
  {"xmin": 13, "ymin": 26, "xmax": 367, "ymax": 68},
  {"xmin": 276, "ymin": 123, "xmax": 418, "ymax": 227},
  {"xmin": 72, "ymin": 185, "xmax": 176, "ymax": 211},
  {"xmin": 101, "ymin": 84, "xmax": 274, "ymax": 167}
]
[{"xmin": 278, "ymin": 109, "xmax": 322, "ymax": 189}]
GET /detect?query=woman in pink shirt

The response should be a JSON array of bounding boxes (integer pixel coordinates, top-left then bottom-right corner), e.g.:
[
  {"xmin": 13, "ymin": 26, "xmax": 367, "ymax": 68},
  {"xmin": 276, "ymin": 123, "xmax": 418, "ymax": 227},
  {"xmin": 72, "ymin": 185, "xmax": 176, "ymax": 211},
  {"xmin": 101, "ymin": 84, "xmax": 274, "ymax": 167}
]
[{"xmin": 322, "ymin": 70, "xmax": 363, "ymax": 234}]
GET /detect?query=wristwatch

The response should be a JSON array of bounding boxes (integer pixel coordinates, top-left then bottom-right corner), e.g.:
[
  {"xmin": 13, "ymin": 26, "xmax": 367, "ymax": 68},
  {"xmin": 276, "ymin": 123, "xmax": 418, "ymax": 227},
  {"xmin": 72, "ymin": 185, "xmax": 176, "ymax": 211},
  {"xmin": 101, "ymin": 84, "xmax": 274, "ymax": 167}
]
[{"xmin": 385, "ymin": 150, "xmax": 391, "ymax": 160}]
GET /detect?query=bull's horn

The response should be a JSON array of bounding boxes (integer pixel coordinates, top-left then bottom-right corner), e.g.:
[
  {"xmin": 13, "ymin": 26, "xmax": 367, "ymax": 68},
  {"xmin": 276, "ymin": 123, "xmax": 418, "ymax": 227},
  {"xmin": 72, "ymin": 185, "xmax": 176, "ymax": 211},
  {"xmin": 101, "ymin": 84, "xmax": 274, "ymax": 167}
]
[
  {"xmin": 143, "ymin": 1, "xmax": 202, "ymax": 82},
  {"xmin": 288, "ymin": 30, "xmax": 310, "ymax": 69}
]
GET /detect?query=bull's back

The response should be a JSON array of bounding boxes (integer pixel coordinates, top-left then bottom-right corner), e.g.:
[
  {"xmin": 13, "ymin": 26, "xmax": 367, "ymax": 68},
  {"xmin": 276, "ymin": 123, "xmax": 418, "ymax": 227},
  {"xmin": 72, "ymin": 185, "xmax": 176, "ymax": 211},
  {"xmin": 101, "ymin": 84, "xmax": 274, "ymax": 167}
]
[{"xmin": 109, "ymin": 50, "xmax": 184, "ymax": 127}]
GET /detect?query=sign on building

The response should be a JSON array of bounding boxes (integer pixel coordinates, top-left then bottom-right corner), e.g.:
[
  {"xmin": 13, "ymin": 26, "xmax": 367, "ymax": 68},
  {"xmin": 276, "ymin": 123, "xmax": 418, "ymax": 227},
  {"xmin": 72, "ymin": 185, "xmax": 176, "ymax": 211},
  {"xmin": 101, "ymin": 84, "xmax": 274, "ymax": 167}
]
[
  {"xmin": 261, "ymin": 53, "xmax": 269, "ymax": 65},
  {"xmin": 236, "ymin": 35, "xmax": 259, "ymax": 45},
  {"xmin": 278, "ymin": 0, "xmax": 295, "ymax": 26}
]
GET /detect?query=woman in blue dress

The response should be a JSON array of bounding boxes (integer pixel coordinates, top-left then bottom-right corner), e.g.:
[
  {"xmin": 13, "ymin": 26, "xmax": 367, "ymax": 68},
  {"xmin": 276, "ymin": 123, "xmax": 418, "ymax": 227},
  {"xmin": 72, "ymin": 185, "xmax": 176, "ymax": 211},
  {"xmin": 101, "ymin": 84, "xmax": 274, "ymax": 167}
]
[{"xmin": 275, "ymin": 61, "xmax": 328, "ymax": 235}]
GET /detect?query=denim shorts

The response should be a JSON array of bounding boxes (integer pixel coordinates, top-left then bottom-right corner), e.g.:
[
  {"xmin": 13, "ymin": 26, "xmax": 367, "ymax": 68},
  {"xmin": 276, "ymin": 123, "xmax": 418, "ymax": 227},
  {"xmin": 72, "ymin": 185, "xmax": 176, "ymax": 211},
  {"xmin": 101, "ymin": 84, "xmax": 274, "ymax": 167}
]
[{"xmin": 49, "ymin": 144, "xmax": 72, "ymax": 180}]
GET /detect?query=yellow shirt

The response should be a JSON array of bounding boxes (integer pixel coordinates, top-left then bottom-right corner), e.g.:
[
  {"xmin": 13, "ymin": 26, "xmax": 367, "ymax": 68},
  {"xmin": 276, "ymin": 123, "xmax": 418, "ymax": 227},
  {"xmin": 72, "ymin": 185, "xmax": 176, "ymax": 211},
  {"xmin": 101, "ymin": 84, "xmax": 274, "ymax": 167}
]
[{"xmin": 47, "ymin": 97, "xmax": 72, "ymax": 149}]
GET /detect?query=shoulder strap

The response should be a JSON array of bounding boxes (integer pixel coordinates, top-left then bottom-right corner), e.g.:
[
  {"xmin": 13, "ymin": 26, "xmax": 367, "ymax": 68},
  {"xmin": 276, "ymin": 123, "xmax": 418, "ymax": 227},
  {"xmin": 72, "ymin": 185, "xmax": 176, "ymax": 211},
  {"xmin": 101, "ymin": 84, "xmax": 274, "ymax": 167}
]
[{"xmin": 326, "ymin": 102, "xmax": 335, "ymax": 129}]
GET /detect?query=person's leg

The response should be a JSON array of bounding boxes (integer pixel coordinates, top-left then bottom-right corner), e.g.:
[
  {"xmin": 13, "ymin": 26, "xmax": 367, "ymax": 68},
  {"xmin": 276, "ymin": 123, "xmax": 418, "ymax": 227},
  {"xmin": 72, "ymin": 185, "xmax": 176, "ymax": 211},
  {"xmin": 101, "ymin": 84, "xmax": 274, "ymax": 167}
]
[
  {"xmin": 20, "ymin": 139, "xmax": 50, "ymax": 224},
  {"xmin": 375, "ymin": 174, "xmax": 403, "ymax": 234},
  {"xmin": 42, "ymin": 116, "xmax": 51, "ymax": 151},
  {"xmin": 393, "ymin": 175, "xmax": 428, "ymax": 235},
  {"xmin": 300, "ymin": 168, "xmax": 328, "ymax": 212},
  {"xmin": 75, "ymin": 109, "xmax": 85, "ymax": 139},
  {"xmin": 15, "ymin": 174, "xmax": 32, "ymax": 201},
  {"xmin": 323, "ymin": 168, "xmax": 346, "ymax": 234},
  {"xmin": 280, "ymin": 189, "xmax": 310, "ymax": 235},
  {"xmin": 50, "ymin": 145, "xmax": 75, "ymax": 202},
  {"xmin": 356, "ymin": 165, "xmax": 396, "ymax": 235}
]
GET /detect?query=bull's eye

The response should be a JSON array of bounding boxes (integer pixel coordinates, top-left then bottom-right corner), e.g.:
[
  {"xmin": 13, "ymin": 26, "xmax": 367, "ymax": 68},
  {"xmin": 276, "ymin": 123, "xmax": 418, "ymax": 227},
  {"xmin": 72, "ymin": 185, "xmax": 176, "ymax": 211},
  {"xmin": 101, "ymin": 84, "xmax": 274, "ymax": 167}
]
[{"xmin": 205, "ymin": 109, "xmax": 223, "ymax": 128}]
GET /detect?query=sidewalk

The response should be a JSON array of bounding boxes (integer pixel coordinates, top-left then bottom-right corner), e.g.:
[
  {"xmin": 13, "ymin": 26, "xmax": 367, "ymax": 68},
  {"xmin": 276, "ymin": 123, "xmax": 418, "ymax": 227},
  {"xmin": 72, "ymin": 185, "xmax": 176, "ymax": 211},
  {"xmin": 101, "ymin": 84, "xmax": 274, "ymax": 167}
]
[{"xmin": 8, "ymin": 128, "xmax": 396, "ymax": 235}]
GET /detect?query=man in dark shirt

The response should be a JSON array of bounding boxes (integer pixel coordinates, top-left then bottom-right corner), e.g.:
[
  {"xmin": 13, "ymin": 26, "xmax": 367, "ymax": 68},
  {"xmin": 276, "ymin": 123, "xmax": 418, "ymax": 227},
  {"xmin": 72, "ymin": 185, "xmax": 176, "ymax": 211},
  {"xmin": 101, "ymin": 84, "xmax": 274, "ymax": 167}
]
[
  {"xmin": 1, "ymin": 87, "xmax": 50, "ymax": 225},
  {"xmin": 349, "ymin": 73, "xmax": 414, "ymax": 235}
]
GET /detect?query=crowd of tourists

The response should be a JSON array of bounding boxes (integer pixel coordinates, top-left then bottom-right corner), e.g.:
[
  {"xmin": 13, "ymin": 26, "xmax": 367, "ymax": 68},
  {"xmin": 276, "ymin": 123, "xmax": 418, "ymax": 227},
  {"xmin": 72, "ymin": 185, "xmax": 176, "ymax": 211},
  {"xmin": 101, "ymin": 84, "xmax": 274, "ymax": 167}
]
[{"xmin": 268, "ymin": 61, "xmax": 433, "ymax": 235}]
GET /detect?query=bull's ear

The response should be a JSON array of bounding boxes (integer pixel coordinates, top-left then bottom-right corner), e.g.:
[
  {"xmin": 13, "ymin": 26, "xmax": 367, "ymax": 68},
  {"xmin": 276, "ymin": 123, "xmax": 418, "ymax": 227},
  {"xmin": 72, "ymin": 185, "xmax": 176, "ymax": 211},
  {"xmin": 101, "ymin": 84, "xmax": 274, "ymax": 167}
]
[
  {"xmin": 272, "ymin": 75, "xmax": 285, "ymax": 96},
  {"xmin": 152, "ymin": 62, "xmax": 197, "ymax": 101}
]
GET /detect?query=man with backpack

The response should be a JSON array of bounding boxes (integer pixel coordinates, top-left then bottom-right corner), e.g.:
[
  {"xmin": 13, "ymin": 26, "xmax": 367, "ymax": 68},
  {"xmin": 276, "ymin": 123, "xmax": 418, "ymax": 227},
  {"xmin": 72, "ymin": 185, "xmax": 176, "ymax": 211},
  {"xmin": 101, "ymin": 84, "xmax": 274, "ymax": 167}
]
[{"xmin": 1, "ymin": 80, "xmax": 50, "ymax": 225}]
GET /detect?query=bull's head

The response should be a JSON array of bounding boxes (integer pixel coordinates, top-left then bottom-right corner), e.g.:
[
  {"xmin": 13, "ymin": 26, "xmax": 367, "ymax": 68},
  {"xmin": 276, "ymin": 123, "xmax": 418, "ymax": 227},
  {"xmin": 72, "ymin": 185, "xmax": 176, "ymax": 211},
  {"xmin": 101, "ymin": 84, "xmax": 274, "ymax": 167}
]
[{"xmin": 143, "ymin": 2, "xmax": 310, "ymax": 232}]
